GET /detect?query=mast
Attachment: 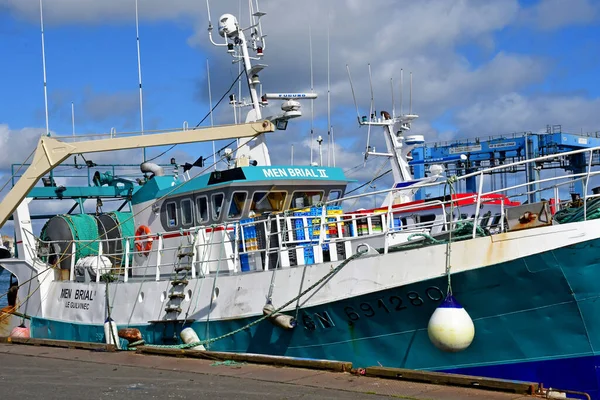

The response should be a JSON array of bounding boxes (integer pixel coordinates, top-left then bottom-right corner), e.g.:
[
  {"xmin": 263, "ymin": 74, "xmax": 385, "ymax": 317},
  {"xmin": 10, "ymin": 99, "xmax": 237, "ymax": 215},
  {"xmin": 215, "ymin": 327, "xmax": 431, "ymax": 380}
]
[
  {"xmin": 309, "ymin": 24, "xmax": 314, "ymax": 166},
  {"xmin": 205, "ymin": 1, "xmax": 313, "ymax": 167},
  {"xmin": 71, "ymin": 102, "xmax": 75, "ymax": 136},
  {"xmin": 39, "ymin": 0, "xmax": 49, "ymax": 137},
  {"xmin": 326, "ymin": 18, "xmax": 331, "ymax": 167},
  {"xmin": 135, "ymin": 0, "xmax": 146, "ymax": 162}
]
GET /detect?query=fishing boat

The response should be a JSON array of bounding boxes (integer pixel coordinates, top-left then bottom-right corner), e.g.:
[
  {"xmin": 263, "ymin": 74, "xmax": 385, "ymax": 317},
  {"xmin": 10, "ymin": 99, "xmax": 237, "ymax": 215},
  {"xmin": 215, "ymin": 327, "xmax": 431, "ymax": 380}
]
[{"xmin": 2, "ymin": 3, "xmax": 600, "ymax": 399}]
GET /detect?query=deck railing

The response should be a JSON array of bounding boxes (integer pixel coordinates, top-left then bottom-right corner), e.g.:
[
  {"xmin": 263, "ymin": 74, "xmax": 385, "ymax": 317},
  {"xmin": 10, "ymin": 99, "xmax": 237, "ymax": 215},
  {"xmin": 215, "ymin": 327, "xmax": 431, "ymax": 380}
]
[{"xmin": 30, "ymin": 146, "xmax": 600, "ymax": 283}]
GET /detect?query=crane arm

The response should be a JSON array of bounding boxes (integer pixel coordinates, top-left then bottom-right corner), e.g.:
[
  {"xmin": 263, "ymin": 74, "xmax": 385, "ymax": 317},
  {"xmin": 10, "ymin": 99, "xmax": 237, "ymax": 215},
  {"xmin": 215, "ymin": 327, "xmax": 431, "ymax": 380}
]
[{"xmin": 0, "ymin": 121, "xmax": 274, "ymax": 228}]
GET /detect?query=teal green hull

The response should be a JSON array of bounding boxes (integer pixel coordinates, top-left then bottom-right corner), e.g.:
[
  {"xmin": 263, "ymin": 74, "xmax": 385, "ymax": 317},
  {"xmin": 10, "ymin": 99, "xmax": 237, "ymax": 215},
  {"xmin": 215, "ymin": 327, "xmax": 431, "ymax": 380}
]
[{"xmin": 31, "ymin": 236, "xmax": 600, "ymax": 398}]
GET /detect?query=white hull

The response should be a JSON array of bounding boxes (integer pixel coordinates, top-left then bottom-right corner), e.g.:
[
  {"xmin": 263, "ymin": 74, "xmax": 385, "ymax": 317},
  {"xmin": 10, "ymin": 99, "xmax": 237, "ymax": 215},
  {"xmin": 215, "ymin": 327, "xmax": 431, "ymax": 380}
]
[{"xmin": 3, "ymin": 216, "xmax": 596, "ymax": 333}]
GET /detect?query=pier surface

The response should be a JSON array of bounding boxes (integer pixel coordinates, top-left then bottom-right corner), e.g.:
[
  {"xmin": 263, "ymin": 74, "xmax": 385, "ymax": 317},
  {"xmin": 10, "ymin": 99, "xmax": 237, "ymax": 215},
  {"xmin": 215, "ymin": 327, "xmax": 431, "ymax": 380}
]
[{"xmin": 0, "ymin": 341, "xmax": 544, "ymax": 399}]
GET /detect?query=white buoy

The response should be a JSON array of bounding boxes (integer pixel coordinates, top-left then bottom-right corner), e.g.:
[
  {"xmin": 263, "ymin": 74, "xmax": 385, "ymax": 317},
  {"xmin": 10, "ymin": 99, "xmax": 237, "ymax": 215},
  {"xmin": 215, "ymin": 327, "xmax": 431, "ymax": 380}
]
[
  {"xmin": 104, "ymin": 317, "xmax": 121, "ymax": 349},
  {"xmin": 263, "ymin": 301, "xmax": 296, "ymax": 330},
  {"xmin": 427, "ymin": 294, "xmax": 475, "ymax": 352},
  {"xmin": 180, "ymin": 327, "xmax": 206, "ymax": 351}
]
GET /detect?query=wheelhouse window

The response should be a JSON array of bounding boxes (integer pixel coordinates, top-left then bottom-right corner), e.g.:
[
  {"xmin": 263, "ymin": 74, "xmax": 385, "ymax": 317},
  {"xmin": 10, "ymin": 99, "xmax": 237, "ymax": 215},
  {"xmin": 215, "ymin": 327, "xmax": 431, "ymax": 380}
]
[
  {"xmin": 291, "ymin": 191, "xmax": 324, "ymax": 209},
  {"xmin": 228, "ymin": 191, "xmax": 248, "ymax": 219},
  {"xmin": 196, "ymin": 196, "xmax": 208, "ymax": 223},
  {"xmin": 251, "ymin": 191, "xmax": 287, "ymax": 214},
  {"xmin": 166, "ymin": 202, "xmax": 178, "ymax": 227},
  {"xmin": 212, "ymin": 193, "xmax": 225, "ymax": 220},
  {"xmin": 416, "ymin": 214, "xmax": 437, "ymax": 228},
  {"xmin": 181, "ymin": 198, "xmax": 193, "ymax": 226},
  {"xmin": 327, "ymin": 190, "xmax": 342, "ymax": 202}
]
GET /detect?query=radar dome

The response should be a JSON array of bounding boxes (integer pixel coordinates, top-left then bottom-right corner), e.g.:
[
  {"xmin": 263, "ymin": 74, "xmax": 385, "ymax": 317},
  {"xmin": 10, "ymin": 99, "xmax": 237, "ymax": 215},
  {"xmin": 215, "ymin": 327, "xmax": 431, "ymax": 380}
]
[{"xmin": 218, "ymin": 14, "xmax": 238, "ymax": 38}]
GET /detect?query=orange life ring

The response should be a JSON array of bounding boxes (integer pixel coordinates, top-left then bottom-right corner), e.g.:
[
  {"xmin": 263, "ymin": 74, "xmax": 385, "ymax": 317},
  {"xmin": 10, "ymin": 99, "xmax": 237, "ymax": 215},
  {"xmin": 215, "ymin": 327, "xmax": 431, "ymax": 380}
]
[{"xmin": 134, "ymin": 225, "xmax": 153, "ymax": 256}]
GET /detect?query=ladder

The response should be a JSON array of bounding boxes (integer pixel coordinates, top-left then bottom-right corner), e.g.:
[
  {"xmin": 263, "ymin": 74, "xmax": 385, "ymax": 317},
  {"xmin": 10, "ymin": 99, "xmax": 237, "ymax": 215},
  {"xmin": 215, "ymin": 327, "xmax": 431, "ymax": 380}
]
[{"xmin": 163, "ymin": 242, "xmax": 195, "ymax": 316}]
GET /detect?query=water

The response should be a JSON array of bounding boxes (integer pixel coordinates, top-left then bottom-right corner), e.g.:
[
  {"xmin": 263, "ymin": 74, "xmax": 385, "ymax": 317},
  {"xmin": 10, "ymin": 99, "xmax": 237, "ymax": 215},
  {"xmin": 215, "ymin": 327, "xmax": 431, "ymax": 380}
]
[{"xmin": 0, "ymin": 268, "xmax": 9, "ymax": 308}]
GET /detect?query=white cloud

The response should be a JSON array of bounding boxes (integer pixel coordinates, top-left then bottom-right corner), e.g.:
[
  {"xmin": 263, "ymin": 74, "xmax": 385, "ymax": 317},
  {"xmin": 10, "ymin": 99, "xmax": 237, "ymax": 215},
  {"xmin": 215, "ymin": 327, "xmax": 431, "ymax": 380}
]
[
  {"xmin": 520, "ymin": 0, "xmax": 599, "ymax": 30},
  {"xmin": 455, "ymin": 93, "xmax": 600, "ymax": 136},
  {"xmin": 0, "ymin": 0, "xmax": 203, "ymax": 24},
  {"xmin": 79, "ymin": 88, "xmax": 140, "ymax": 127},
  {"xmin": 0, "ymin": 124, "xmax": 46, "ymax": 170},
  {"xmin": 2, "ymin": 0, "xmax": 600, "ymax": 200}
]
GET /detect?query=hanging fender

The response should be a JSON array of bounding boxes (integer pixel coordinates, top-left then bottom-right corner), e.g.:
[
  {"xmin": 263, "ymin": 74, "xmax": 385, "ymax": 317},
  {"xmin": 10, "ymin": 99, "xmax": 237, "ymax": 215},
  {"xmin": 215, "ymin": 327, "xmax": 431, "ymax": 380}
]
[
  {"xmin": 263, "ymin": 301, "xmax": 296, "ymax": 330},
  {"xmin": 134, "ymin": 225, "xmax": 153, "ymax": 256}
]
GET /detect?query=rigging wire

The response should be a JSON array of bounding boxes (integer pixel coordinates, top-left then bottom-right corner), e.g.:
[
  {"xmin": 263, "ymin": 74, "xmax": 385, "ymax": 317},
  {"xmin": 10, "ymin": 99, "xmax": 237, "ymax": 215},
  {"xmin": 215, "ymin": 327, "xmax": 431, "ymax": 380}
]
[
  {"xmin": 0, "ymin": 66, "xmax": 253, "ymax": 305},
  {"xmin": 345, "ymin": 168, "xmax": 392, "ymax": 196},
  {"xmin": 343, "ymin": 157, "xmax": 375, "ymax": 175},
  {"xmin": 0, "ymin": 148, "xmax": 36, "ymax": 195},
  {"xmin": 144, "ymin": 68, "xmax": 247, "ymax": 163},
  {"xmin": 0, "ymin": 126, "xmax": 261, "ymax": 305}
]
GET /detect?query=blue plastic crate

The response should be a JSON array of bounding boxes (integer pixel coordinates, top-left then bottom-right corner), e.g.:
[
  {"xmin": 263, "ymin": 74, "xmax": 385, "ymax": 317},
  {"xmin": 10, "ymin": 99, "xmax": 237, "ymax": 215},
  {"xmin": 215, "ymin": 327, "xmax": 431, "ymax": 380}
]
[
  {"xmin": 304, "ymin": 247, "xmax": 314, "ymax": 264},
  {"xmin": 294, "ymin": 218, "xmax": 306, "ymax": 240},
  {"xmin": 240, "ymin": 254, "xmax": 250, "ymax": 272}
]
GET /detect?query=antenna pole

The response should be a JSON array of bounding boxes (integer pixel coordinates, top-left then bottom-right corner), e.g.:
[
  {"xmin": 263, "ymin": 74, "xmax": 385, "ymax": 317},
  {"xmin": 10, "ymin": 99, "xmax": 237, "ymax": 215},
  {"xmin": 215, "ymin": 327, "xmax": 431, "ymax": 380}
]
[
  {"xmin": 207, "ymin": 59, "xmax": 217, "ymax": 171},
  {"xmin": 326, "ymin": 16, "xmax": 331, "ymax": 167},
  {"xmin": 364, "ymin": 63, "xmax": 374, "ymax": 165},
  {"xmin": 291, "ymin": 144, "xmax": 294, "ymax": 166},
  {"xmin": 400, "ymin": 69, "xmax": 403, "ymax": 116},
  {"xmin": 135, "ymin": 0, "xmax": 146, "ymax": 161},
  {"xmin": 390, "ymin": 78, "xmax": 395, "ymax": 119},
  {"xmin": 309, "ymin": 24, "xmax": 314, "ymax": 166},
  {"xmin": 237, "ymin": 0, "xmax": 243, "ymax": 126},
  {"xmin": 410, "ymin": 71, "xmax": 413, "ymax": 115},
  {"xmin": 206, "ymin": 0, "xmax": 212, "ymax": 23},
  {"xmin": 39, "ymin": 0, "xmax": 50, "ymax": 136},
  {"xmin": 346, "ymin": 65, "xmax": 361, "ymax": 122},
  {"xmin": 368, "ymin": 63, "xmax": 374, "ymax": 117},
  {"xmin": 331, "ymin": 125, "xmax": 336, "ymax": 167},
  {"xmin": 71, "ymin": 102, "xmax": 75, "ymax": 136}
]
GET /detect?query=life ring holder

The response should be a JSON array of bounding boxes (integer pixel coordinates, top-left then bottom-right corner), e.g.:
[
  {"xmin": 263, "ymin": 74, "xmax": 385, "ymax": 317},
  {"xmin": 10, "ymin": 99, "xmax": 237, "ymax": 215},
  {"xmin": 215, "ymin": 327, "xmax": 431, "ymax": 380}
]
[{"xmin": 134, "ymin": 225, "xmax": 153, "ymax": 256}]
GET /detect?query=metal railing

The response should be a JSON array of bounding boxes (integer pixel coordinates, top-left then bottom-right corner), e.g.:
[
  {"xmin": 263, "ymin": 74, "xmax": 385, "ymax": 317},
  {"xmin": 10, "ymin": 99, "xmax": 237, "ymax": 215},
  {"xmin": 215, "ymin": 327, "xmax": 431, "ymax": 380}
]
[{"xmin": 29, "ymin": 144, "xmax": 600, "ymax": 283}]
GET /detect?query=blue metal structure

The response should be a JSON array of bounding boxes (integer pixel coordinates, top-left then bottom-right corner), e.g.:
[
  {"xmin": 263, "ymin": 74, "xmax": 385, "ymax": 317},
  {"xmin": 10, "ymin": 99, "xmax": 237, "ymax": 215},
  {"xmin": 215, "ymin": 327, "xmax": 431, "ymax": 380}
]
[
  {"xmin": 9, "ymin": 162, "xmax": 151, "ymax": 220},
  {"xmin": 410, "ymin": 125, "xmax": 600, "ymax": 202}
]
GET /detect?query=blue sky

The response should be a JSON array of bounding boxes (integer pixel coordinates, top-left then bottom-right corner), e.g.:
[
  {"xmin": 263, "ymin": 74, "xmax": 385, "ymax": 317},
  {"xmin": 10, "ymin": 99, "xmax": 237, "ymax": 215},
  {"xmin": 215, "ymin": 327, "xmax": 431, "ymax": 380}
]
[
  {"xmin": 1, "ymin": 1, "xmax": 600, "ymax": 155},
  {"xmin": 1, "ymin": 0, "xmax": 600, "ymax": 217}
]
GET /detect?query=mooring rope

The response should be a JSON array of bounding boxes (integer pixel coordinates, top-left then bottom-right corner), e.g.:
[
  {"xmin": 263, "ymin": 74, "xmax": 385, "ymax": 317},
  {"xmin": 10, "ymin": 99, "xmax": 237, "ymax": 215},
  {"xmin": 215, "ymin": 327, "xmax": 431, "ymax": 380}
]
[
  {"xmin": 445, "ymin": 175, "xmax": 457, "ymax": 295},
  {"xmin": 126, "ymin": 249, "xmax": 368, "ymax": 351}
]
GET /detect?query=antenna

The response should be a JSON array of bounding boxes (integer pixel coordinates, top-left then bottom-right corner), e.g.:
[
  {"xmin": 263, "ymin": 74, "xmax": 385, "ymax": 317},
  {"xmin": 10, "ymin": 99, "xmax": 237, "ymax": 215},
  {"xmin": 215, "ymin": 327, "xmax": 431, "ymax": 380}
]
[
  {"xmin": 253, "ymin": 0, "xmax": 266, "ymax": 51},
  {"xmin": 331, "ymin": 125, "xmax": 336, "ymax": 167},
  {"xmin": 309, "ymin": 24, "xmax": 314, "ymax": 166},
  {"xmin": 291, "ymin": 144, "xmax": 294, "ymax": 166},
  {"xmin": 390, "ymin": 78, "xmax": 395, "ymax": 119},
  {"xmin": 206, "ymin": 0, "xmax": 226, "ymax": 47},
  {"xmin": 326, "ymin": 15, "xmax": 331, "ymax": 167},
  {"xmin": 410, "ymin": 71, "xmax": 413, "ymax": 115},
  {"xmin": 206, "ymin": 59, "xmax": 217, "ymax": 171},
  {"xmin": 39, "ymin": 0, "xmax": 49, "ymax": 136},
  {"xmin": 400, "ymin": 68, "xmax": 403, "ymax": 116},
  {"xmin": 231, "ymin": 93, "xmax": 238, "ymax": 124},
  {"xmin": 206, "ymin": 0, "xmax": 212, "ymax": 24},
  {"xmin": 237, "ymin": 0, "xmax": 243, "ymax": 126},
  {"xmin": 237, "ymin": 60, "xmax": 242, "ymax": 125},
  {"xmin": 364, "ymin": 63, "xmax": 374, "ymax": 165},
  {"xmin": 346, "ymin": 65, "xmax": 361, "ymax": 122},
  {"xmin": 368, "ymin": 63, "xmax": 375, "ymax": 117},
  {"xmin": 71, "ymin": 102, "xmax": 75, "ymax": 136},
  {"xmin": 135, "ymin": 0, "xmax": 146, "ymax": 161}
]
